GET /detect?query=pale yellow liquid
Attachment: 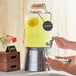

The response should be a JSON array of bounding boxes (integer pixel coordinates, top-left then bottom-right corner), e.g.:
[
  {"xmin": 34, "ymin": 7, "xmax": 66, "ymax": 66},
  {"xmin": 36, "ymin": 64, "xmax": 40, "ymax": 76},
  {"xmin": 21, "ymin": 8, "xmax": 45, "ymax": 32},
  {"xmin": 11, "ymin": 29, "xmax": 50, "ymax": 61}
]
[{"xmin": 25, "ymin": 14, "xmax": 52, "ymax": 47}]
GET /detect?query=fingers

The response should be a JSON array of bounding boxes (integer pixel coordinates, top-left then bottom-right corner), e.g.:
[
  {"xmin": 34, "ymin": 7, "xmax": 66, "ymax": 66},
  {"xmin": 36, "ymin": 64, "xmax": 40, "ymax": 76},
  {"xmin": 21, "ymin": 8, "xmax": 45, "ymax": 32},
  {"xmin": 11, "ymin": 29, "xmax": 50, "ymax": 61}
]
[
  {"xmin": 48, "ymin": 57, "xmax": 57, "ymax": 66},
  {"xmin": 47, "ymin": 57, "xmax": 64, "ymax": 71},
  {"xmin": 44, "ymin": 57, "xmax": 54, "ymax": 69},
  {"xmin": 48, "ymin": 57, "xmax": 54, "ymax": 62},
  {"xmin": 52, "ymin": 36, "xmax": 65, "ymax": 41},
  {"xmin": 52, "ymin": 36, "xmax": 68, "ymax": 49},
  {"xmin": 53, "ymin": 37, "xmax": 64, "ymax": 48},
  {"xmin": 55, "ymin": 56, "xmax": 68, "ymax": 59}
]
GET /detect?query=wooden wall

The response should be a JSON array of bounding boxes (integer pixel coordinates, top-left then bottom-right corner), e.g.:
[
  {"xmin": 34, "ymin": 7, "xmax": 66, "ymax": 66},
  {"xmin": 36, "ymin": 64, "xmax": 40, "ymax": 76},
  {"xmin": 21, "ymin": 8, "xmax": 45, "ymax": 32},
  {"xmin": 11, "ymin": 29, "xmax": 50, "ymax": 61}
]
[{"xmin": 0, "ymin": 0, "xmax": 26, "ymax": 69}]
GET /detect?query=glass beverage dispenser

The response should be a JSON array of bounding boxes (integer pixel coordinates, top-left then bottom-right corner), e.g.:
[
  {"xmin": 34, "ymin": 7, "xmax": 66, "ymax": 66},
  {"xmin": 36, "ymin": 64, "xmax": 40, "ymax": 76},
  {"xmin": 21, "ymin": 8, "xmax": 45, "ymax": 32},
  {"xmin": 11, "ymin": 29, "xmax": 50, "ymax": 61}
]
[{"xmin": 25, "ymin": 4, "xmax": 53, "ymax": 71}]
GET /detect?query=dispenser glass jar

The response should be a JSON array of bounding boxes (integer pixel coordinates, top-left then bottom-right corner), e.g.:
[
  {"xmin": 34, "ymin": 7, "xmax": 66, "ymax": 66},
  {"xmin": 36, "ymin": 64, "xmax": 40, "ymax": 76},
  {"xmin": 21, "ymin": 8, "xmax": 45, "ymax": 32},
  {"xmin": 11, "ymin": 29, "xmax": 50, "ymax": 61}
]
[{"xmin": 25, "ymin": 4, "xmax": 52, "ymax": 47}]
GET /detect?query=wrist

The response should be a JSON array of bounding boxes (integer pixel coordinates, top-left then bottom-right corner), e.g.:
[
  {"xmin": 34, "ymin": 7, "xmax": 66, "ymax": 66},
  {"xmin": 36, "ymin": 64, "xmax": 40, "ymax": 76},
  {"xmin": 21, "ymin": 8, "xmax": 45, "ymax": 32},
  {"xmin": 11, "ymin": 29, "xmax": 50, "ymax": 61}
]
[
  {"xmin": 68, "ymin": 41, "xmax": 76, "ymax": 50},
  {"xmin": 62, "ymin": 63, "xmax": 69, "ymax": 71}
]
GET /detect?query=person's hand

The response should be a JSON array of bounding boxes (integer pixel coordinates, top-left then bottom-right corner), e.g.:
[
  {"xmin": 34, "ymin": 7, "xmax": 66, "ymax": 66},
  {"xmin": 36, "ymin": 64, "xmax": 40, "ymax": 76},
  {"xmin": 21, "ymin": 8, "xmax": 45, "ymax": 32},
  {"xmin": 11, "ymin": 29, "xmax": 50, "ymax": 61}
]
[
  {"xmin": 47, "ymin": 57, "xmax": 65, "ymax": 71},
  {"xmin": 52, "ymin": 36, "xmax": 70, "ymax": 49}
]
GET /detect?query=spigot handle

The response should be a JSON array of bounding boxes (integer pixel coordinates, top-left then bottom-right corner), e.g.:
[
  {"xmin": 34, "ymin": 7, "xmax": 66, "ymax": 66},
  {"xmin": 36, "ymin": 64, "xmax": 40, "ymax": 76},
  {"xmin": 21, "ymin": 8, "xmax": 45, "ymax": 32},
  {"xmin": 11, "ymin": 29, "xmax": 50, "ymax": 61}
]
[
  {"xmin": 46, "ymin": 39, "xmax": 54, "ymax": 47},
  {"xmin": 50, "ymin": 39, "xmax": 54, "ymax": 47}
]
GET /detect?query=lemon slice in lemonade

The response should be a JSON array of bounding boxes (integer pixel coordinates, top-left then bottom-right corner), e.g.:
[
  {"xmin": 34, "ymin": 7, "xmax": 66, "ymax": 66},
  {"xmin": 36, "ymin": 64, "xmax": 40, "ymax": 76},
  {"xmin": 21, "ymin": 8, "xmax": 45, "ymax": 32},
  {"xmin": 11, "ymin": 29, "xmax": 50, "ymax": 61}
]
[{"xmin": 28, "ymin": 17, "xmax": 38, "ymax": 27}]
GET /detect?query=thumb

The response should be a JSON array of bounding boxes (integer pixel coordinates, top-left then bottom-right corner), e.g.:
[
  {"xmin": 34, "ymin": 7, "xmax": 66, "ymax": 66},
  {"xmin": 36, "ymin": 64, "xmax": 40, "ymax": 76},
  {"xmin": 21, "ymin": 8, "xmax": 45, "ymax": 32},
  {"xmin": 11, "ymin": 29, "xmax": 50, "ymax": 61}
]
[
  {"xmin": 55, "ymin": 56, "xmax": 68, "ymax": 59},
  {"xmin": 48, "ymin": 57, "xmax": 54, "ymax": 63}
]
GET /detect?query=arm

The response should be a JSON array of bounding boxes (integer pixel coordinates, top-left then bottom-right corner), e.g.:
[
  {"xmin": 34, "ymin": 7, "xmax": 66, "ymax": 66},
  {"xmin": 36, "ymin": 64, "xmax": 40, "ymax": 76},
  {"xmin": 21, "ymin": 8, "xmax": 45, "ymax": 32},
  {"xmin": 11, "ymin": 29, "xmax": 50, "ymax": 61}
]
[
  {"xmin": 53, "ymin": 36, "xmax": 76, "ymax": 51},
  {"xmin": 63, "ymin": 63, "xmax": 76, "ymax": 75},
  {"xmin": 68, "ymin": 41, "xmax": 76, "ymax": 50},
  {"xmin": 48, "ymin": 57, "xmax": 76, "ymax": 75}
]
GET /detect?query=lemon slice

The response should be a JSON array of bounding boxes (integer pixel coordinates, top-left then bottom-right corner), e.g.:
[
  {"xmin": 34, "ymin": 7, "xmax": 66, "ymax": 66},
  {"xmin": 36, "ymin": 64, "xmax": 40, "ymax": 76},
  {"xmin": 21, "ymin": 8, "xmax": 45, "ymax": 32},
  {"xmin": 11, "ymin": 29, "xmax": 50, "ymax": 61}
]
[{"xmin": 28, "ymin": 17, "xmax": 38, "ymax": 27}]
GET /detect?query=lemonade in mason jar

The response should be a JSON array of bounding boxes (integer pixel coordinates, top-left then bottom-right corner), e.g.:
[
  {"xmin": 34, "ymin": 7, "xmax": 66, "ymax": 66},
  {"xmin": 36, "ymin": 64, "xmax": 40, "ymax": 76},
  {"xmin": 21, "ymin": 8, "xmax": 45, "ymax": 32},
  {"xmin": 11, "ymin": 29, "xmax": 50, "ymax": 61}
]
[{"xmin": 25, "ymin": 4, "xmax": 53, "ymax": 47}]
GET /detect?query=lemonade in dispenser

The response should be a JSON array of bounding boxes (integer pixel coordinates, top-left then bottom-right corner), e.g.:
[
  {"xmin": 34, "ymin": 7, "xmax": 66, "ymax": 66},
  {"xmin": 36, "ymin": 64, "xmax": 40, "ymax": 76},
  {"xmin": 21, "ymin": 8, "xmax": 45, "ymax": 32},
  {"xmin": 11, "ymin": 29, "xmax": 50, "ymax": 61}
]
[{"xmin": 25, "ymin": 4, "xmax": 53, "ymax": 47}]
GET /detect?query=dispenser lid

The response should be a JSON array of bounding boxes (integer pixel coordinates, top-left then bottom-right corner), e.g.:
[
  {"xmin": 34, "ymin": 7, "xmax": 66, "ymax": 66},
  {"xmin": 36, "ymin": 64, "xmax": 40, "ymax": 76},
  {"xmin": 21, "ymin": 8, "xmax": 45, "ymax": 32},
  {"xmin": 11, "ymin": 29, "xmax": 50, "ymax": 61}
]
[
  {"xmin": 32, "ymin": 4, "xmax": 46, "ymax": 9},
  {"xmin": 30, "ymin": 4, "xmax": 46, "ymax": 13}
]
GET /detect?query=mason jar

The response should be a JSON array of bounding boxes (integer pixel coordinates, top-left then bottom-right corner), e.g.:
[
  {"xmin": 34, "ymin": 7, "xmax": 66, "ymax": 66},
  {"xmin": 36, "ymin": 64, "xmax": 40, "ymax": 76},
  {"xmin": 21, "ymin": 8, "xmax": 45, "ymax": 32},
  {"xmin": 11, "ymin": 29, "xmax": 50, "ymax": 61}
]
[{"xmin": 25, "ymin": 4, "xmax": 53, "ymax": 47}]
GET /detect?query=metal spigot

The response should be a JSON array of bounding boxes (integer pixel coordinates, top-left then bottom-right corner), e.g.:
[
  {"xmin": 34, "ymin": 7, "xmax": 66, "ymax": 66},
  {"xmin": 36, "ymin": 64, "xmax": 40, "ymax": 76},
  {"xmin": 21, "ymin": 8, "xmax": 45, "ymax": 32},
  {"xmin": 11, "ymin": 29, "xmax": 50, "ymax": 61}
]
[{"xmin": 46, "ymin": 39, "xmax": 54, "ymax": 47}]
